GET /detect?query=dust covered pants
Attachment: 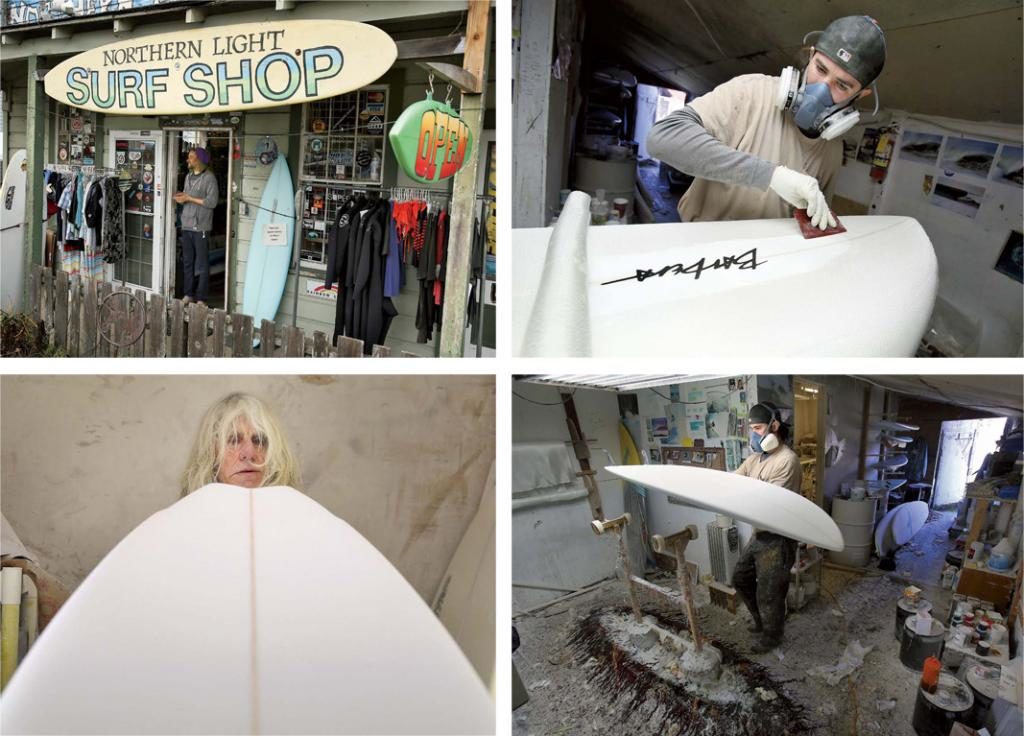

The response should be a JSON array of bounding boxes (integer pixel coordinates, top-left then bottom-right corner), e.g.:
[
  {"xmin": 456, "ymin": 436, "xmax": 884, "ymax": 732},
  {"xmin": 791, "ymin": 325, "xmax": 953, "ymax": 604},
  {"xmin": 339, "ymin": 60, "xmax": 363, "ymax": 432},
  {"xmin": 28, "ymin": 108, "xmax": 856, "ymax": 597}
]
[{"xmin": 733, "ymin": 531, "xmax": 797, "ymax": 641}]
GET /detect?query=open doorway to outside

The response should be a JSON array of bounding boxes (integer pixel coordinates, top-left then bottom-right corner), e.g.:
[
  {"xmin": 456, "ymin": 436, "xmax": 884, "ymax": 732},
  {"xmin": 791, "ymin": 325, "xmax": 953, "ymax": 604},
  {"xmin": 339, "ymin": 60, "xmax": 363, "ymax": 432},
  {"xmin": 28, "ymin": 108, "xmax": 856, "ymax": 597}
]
[
  {"xmin": 932, "ymin": 417, "xmax": 1009, "ymax": 509},
  {"xmin": 165, "ymin": 129, "xmax": 232, "ymax": 310}
]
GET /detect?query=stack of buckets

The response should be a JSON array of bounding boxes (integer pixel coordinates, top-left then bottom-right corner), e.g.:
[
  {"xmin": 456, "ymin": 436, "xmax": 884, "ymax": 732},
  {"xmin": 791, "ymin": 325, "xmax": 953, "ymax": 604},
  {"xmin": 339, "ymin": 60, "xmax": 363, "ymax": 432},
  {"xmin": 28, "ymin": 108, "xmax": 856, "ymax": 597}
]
[{"xmin": 829, "ymin": 486, "xmax": 878, "ymax": 567}]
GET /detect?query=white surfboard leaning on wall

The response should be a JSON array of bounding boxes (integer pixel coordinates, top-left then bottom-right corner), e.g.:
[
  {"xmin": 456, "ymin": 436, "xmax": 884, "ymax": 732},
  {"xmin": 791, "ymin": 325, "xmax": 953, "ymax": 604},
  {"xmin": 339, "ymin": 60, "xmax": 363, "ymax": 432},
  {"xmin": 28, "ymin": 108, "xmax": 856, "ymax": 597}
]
[{"xmin": 1, "ymin": 150, "xmax": 28, "ymax": 314}]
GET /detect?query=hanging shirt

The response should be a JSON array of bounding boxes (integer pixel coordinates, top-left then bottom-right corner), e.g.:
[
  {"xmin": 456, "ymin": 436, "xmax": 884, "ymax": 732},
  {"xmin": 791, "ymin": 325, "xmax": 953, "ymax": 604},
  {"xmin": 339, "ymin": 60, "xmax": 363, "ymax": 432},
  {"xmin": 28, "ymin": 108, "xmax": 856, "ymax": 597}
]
[{"xmin": 383, "ymin": 201, "xmax": 401, "ymax": 298}]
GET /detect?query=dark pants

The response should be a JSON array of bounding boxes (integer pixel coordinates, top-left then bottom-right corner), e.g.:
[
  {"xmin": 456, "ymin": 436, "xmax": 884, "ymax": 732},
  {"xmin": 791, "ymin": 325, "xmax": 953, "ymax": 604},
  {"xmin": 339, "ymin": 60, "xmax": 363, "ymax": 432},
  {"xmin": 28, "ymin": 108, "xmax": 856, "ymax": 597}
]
[
  {"xmin": 181, "ymin": 230, "xmax": 209, "ymax": 301},
  {"xmin": 733, "ymin": 532, "xmax": 797, "ymax": 641}
]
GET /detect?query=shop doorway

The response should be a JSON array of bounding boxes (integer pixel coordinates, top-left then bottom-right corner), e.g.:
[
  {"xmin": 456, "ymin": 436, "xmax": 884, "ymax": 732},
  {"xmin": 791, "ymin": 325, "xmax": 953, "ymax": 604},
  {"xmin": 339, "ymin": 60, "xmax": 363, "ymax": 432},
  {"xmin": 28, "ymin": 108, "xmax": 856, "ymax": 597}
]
[
  {"xmin": 163, "ymin": 129, "xmax": 233, "ymax": 310},
  {"xmin": 932, "ymin": 417, "xmax": 1008, "ymax": 507},
  {"xmin": 106, "ymin": 130, "xmax": 164, "ymax": 291},
  {"xmin": 793, "ymin": 378, "xmax": 825, "ymax": 505}
]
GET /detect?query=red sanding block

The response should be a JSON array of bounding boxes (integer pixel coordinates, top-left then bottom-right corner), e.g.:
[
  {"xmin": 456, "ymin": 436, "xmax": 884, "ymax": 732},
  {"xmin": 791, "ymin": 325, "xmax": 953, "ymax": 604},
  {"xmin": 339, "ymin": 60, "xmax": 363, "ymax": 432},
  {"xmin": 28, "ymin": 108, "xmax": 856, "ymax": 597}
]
[{"xmin": 794, "ymin": 208, "xmax": 846, "ymax": 239}]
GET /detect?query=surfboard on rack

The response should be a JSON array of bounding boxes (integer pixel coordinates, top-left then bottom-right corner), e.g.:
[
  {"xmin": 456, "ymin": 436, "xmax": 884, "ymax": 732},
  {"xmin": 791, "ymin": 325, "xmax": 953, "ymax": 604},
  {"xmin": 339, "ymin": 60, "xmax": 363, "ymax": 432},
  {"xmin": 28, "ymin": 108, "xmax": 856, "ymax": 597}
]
[
  {"xmin": 605, "ymin": 465, "xmax": 844, "ymax": 551},
  {"xmin": 1, "ymin": 484, "xmax": 494, "ymax": 735},
  {"xmin": 869, "ymin": 454, "xmax": 909, "ymax": 470},
  {"xmin": 241, "ymin": 156, "xmax": 295, "ymax": 332},
  {"xmin": 1, "ymin": 150, "xmax": 28, "ymax": 313},
  {"xmin": 872, "ymin": 420, "xmax": 920, "ymax": 432}
]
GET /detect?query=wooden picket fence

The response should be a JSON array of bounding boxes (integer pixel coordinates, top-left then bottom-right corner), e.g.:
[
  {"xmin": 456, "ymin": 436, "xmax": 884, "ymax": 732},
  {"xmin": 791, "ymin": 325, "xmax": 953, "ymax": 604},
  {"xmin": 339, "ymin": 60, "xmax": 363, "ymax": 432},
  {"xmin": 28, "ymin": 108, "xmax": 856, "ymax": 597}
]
[{"xmin": 28, "ymin": 265, "xmax": 416, "ymax": 358}]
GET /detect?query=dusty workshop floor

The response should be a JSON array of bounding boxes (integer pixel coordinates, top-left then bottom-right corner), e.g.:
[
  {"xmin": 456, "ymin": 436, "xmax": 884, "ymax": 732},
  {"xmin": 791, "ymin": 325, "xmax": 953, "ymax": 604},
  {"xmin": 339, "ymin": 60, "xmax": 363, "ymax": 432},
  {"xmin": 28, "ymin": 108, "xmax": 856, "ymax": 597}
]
[{"xmin": 512, "ymin": 511, "xmax": 957, "ymax": 736}]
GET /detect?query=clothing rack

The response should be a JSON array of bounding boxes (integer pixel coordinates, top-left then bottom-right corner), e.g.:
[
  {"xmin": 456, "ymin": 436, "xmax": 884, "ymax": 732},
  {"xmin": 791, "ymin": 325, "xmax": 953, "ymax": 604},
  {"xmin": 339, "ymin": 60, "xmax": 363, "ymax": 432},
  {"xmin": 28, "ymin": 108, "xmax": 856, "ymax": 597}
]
[
  {"xmin": 45, "ymin": 163, "xmax": 132, "ymax": 287},
  {"xmin": 44, "ymin": 163, "xmax": 123, "ymax": 175}
]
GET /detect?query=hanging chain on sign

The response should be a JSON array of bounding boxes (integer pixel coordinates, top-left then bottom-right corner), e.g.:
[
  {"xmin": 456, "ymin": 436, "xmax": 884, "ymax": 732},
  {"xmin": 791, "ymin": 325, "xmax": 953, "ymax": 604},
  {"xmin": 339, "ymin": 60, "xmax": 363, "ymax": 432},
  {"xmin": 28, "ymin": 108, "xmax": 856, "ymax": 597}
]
[{"xmin": 388, "ymin": 72, "xmax": 473, "ymax": 184}]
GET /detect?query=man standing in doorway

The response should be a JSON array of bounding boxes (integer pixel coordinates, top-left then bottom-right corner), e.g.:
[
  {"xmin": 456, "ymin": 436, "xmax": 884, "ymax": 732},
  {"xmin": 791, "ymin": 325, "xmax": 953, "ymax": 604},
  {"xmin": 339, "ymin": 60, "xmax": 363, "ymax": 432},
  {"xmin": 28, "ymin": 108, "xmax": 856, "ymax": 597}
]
[
  {"xmin": 174, "ymin": 147, "xmax": 219, "ymax": 305},
  {"xmin": 731, "ymin": 402, "xmax": 802, "ymax": 652}
]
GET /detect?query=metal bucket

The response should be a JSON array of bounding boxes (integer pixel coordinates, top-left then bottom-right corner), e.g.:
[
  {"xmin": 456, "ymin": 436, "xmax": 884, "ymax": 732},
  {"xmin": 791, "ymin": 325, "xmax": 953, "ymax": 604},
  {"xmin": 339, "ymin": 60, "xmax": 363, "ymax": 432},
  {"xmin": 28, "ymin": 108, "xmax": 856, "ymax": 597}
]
[
  {"xmin": 900, "ymin": 615, "xmax": 945, "ymax": 670},
  {"xmin": 912, "ymin": 672, "xmax": 973, "ymax": 736},
  {"xmin": 965, "ymin": 662, "xmax": 999, "ymax": 727},
  {"xmin": 895, "ymin": 597, "xmax": 932, "ymax": 641},
  {"xmin": 829, "ymin": 497, "xmax": 878, "ymax": 567}
]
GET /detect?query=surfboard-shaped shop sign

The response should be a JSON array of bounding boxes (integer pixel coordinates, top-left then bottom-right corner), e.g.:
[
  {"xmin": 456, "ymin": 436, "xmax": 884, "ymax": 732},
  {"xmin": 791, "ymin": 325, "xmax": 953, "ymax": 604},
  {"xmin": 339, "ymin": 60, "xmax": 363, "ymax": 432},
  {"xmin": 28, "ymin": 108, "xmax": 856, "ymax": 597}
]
[
  {"xmin": 44, "ymin": 20, "xmax": 397, "ymax": 115},
  {"xmin": 389, "ymin": 93, "xmax": 474, "ymax": 184}
]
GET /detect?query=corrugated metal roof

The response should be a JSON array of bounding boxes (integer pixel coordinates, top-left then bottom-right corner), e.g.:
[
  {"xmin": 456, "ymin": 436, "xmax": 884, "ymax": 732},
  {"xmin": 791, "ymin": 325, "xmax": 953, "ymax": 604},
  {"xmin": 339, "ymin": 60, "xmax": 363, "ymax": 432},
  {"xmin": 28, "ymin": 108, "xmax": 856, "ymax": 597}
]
[{"xmin": 516, "ymin": 375, "xmax": 722, "ymax": 392}]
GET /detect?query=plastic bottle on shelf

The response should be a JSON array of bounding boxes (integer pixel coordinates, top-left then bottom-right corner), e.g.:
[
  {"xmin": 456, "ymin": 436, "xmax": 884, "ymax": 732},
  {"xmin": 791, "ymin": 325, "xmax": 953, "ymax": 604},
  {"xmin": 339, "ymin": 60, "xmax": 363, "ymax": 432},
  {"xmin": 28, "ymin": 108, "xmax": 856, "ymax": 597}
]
[{"xmin": 590, "ymin": 188, "xmax": 609, "ymax": 225}]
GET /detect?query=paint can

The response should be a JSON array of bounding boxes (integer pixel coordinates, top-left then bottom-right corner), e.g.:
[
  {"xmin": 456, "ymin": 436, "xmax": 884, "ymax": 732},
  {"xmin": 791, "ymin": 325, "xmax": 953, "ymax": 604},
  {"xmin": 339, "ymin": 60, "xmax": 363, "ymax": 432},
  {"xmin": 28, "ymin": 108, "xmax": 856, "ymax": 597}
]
[
  {"xmin": 965, "ymin": 662, "xmax": 999, "ymax": 727},
  {"xmin": 900, "ymin": 615, "xmax": 945, "ymax": 670},
  {"xmin": 895, "ymin": 597, "xmax": 932, "ymax": 641},
  {"xmin": 911, "ymin": 672, "xmax": 974, "ymax": 736}
]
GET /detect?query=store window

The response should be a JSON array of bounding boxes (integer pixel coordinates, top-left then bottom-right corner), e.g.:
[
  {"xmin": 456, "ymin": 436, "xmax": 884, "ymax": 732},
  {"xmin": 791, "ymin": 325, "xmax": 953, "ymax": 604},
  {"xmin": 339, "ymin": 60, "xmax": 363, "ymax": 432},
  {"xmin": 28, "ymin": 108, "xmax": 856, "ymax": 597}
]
[
  {"xmin": 55, "ymin": 104, "xmax": 97, "ymax": 166},
  {"xmin": 299, "ymin": 86, "xmax": 388, "ymax": 266}
]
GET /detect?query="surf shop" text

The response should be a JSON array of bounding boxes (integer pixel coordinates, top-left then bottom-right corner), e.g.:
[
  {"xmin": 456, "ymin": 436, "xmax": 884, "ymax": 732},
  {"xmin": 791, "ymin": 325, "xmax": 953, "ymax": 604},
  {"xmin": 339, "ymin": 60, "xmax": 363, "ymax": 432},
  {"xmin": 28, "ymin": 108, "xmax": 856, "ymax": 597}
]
[{"xmin": 67, "ymin": 45, "xmax": 343, "ymax": 110}]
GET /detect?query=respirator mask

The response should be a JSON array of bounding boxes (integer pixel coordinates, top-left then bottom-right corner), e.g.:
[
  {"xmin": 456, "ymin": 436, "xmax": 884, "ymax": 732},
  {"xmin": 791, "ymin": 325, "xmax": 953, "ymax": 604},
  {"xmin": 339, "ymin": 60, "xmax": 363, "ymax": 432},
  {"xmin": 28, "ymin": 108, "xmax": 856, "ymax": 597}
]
[
  {"xmin": 750, "ymin": 427, "xmax": 780, "ymax": 454},
  {"xmin": 775, "ymin": 65, "xmax": 876, "ymax": 141}
]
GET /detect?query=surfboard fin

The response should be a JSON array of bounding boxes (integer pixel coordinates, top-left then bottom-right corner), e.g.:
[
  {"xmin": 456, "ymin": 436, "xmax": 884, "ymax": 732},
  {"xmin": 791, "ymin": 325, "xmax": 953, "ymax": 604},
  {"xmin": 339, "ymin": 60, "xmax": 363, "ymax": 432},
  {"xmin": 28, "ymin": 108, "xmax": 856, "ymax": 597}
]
[{"xmin": 794, "ymin": 208, "xmax": 846, "ymax": 239}]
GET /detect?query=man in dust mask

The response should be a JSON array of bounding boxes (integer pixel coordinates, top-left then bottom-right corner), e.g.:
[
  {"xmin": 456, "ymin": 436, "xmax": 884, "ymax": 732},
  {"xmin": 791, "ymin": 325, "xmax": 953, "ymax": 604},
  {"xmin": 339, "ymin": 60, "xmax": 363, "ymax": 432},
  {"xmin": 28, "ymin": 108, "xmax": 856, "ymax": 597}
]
[
  {"xmin": 647, "ymin": 15, "xmax": 885, "ymax": 229},
  {"xmin": 731, "ymin": 402, "xmax": 803, "ymax": 652}
]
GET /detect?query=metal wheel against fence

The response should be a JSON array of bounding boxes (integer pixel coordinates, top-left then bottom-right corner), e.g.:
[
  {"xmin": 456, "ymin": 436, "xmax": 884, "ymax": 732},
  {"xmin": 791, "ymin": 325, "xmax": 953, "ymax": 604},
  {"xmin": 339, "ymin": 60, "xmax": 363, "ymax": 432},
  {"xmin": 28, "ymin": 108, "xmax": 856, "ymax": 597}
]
[{"xmin": 27, "ymin": 266, "xmax": 416, "ymax": 358}]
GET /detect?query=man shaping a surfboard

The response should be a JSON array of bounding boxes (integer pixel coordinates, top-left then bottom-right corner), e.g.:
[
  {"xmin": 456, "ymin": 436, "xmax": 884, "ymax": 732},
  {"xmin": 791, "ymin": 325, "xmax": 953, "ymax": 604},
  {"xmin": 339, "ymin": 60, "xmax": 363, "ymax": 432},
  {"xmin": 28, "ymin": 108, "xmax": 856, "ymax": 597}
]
[
  {"xmin": 181, "ymin": 392, "xmax": 301, "ymax": 494},
  {"xmin": 173, "ymin": 147, "xmax": 219, "ymax": 306},
  {"xmin": 731, "ymin": 402, "xmax": 803, "ymax": 652},
  {"xmin": 646, "ymin": 15, "xmax": 885, "ymax": 229}
]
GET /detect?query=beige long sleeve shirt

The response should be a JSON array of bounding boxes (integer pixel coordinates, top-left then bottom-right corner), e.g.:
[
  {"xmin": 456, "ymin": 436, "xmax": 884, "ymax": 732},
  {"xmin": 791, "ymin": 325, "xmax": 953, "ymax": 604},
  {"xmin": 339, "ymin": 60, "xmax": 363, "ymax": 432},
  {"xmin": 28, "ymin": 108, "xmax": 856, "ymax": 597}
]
[
  {"xmin": 734, "ymin": 443, "xmax": 802, "ymax": 494},
  {"xmin": 652, "ymin": 74, "xmax": 843, "ymax": 223}
]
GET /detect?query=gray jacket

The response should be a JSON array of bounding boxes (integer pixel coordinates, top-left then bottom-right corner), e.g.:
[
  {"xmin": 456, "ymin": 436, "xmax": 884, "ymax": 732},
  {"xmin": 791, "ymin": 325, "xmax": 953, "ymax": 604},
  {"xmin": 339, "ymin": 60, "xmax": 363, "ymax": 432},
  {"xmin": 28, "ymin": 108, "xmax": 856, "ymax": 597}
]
[{"xmin": 180, "ymin": 169, "xmax": 219, "ymax": 232}]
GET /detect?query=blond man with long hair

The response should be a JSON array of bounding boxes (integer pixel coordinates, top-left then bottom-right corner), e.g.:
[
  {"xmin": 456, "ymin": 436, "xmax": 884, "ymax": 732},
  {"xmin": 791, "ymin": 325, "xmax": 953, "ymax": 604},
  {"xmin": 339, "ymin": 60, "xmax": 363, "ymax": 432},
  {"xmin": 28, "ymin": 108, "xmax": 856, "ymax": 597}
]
[{"xmin": 181, "ymin": 393, "xmax": 301, "ymax": 495}]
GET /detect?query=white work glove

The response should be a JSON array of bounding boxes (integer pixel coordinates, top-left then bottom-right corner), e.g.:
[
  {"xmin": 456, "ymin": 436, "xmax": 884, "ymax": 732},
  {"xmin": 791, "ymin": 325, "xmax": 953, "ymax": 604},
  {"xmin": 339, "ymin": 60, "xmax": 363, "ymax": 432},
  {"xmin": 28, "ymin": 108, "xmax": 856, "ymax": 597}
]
[{"xmin": 769, "ymin": 166, "xmax": 836, "ymax": 230}]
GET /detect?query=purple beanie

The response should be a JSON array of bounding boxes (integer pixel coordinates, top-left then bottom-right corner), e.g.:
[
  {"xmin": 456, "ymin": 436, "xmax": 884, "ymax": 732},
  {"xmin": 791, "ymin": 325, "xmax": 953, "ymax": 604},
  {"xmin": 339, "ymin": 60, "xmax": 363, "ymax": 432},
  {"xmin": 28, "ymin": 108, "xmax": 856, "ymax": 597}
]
[{"xmin": 193, "ymin": 147, "xmax": 211, "ymax": 165}]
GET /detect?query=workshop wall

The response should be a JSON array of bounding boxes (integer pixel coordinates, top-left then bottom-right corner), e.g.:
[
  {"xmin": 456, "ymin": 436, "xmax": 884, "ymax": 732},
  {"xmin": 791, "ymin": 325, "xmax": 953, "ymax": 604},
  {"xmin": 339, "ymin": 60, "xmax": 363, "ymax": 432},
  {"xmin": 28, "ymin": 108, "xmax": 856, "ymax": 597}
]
[
  {"xmin": 836, "ymin": 112, "xmax": 1023, "ymax": 357},
  {"xmin": 631, "ymin": 376, "xmax": 760, "ymax": 578},
  {"xmin": 0, "ymin": 375, "xmax": 494, "ymax": 613},
  {"xmin": 511, "ymin": 382, "xmax": 624, "ymax": 611},
  {"xmin": 2, "ymin": 61, "xmax": 28, "ymax": 160},
  {"xmin": 807, "ymin": 375, "xmax": 887, "ymax": 506}
]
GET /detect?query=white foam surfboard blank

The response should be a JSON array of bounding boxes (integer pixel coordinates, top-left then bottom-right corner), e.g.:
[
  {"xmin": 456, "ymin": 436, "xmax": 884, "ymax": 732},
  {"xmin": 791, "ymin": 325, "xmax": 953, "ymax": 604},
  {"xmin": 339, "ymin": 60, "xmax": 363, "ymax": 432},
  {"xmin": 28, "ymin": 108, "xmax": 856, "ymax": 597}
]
[
  {"xmin": 513, "ymin": 214, "xmax": 937, "ymax": 357},
  {"xmin": 869, "ymin": 454, "xmax": 908, "ymax": 470},
  {"xmin": 878, "ymin": 434, "xmax": 914, "ymax": 444},
  {"xmin": 1, "ymin": 150, "xmax": 28, "ymax": 313},
  {"xmin": 520, "ymin": 190, "xmax": 592, "ymax": 357},
  {"xmin": 875, "ymin": 501, "xmax": 929, "ymax": 557},
  {"xmin": 1, "ymin": 485, "xmax": 493, "ymax": 735},
  {"xmin": 604, "ymin": 465, "xmax": 844, "ymax": 551}
]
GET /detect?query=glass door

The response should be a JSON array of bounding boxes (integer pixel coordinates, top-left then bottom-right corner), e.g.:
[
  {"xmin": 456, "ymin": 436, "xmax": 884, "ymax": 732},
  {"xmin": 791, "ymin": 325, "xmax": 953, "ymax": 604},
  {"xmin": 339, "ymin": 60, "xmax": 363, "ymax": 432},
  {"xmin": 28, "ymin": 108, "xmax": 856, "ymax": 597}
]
[{"xmin": 106, "ymin": 131, "xmax": 163, "ymax": 291}]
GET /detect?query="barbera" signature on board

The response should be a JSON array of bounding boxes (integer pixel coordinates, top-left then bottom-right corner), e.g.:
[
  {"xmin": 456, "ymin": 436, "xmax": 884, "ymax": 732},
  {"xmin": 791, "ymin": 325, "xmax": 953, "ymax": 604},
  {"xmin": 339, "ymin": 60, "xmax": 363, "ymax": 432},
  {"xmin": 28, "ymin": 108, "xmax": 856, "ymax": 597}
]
[{"xmin": 600, "ymin": 247, "xmax": 765, "ymax": 286}]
